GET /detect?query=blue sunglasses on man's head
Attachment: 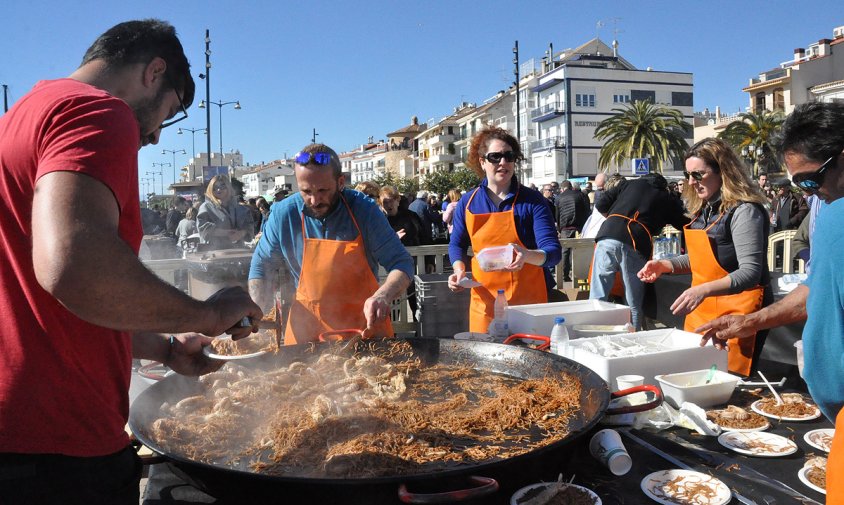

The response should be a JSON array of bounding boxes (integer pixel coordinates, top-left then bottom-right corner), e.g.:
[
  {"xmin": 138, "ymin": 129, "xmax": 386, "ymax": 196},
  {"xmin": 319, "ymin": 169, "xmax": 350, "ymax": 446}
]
[{"xmin": 295, "ymin": 152, "xmax": 332, "ymax": 166}]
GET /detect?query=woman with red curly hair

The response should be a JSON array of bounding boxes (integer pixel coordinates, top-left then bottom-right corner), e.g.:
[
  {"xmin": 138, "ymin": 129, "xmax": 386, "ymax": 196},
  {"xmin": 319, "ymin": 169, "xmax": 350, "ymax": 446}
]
[{"xmin": 447, "ymin": 127, "xmax": 561, "ymax": 334}]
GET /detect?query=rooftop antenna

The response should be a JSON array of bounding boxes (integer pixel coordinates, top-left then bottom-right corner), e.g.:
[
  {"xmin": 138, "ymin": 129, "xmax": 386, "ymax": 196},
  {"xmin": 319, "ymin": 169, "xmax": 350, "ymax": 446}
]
[
  {"xmin": 610, "ymin": 17, "xmax": 623, "ymax": 57},
  {"xmin": 595, "ymin": 20, "xmax": 605, "ymax": 52}
]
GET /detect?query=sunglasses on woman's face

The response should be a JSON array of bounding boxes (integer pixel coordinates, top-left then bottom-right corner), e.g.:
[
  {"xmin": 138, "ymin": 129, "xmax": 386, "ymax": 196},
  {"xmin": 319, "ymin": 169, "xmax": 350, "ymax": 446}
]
[
  {"xmin": 484, "ymin": 151, "xmax": 516, "ymax": 164},
  {"xmin": 791, "ymin": 153, "xmax": 841, "ymax": 194},
  {"xmin": 682, "ymin": 170, "xmax": 706, "ymax": 182}
]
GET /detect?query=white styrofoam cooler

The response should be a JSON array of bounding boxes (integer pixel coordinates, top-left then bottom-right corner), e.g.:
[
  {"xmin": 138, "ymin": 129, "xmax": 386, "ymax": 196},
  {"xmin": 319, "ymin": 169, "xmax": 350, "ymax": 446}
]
[
  {"xmin": 506, "ymin": 300, "xmax": 631, "ymax": 337},
  {"xmin": 567, "ymin": 329, "xmax": 729, "ymax": 391}
]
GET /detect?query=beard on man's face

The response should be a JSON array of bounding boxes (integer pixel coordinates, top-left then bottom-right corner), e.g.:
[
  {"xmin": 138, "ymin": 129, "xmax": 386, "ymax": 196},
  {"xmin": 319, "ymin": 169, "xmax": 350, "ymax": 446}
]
[{"xmin": 304, "ymin": 184, "xmax": 342, "ymax": 217}]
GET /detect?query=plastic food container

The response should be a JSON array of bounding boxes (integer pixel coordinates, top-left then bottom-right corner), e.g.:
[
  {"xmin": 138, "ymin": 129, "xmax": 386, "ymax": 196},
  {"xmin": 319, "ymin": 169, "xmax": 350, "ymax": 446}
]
[
  {"xmin": 654, "ymin": 369, "xmax": 740, "ymax": 408},
  {"xmin": 567, "ymin": 329, "xmax": 728, "ymax": 391},
  {"xmin": 571, "ymin": 324, "xmax": 634, "ymax": 340},
  {"xmin": 475, "ymin": 245, "xmax": 514, "ymax": 271}
]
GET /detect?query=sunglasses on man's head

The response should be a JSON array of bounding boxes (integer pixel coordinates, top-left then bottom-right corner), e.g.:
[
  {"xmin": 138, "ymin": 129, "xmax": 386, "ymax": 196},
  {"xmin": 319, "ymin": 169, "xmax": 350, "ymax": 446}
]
[
  {"xmin": 295, "ymin": 152, "xmax": 332, "ymax": 165},
  {"xmin": 791, "ymin": 152, "xmax": 841, "ymax": 194},
  {"xmin": 484, "ymin": 151, "xmax": 517, "ymax": 163},
  {"xmin": 682, "ymin": 170, "xmax": 706, "ymax": 181}
]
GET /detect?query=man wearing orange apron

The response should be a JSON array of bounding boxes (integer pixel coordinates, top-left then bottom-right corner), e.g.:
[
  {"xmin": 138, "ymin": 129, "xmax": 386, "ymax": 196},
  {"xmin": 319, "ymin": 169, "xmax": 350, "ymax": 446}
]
[
  {"xmin": 463, "ymin": 185, "xmax": 550, "ymax": 332},
  {"xmin": 590, "ymin": 175, "xmax": 689, "ymax": 330},
  {"xmin": 681, "ymin": 210, "xmax": 768, "ymax": 377},
  {"xmin": 248, "ymin": 144, "xmax": 414, "ymax": 344}
]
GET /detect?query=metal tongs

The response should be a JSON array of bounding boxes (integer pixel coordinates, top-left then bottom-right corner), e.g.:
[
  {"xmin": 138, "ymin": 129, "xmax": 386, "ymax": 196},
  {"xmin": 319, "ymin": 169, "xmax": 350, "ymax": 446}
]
[
  {"xmin": 319, "ymin": 327, "xmax": 377, "ymax": 355},
  {"xmin": 232, "ymin": 297, "xmax": 284, "ymax": 349}
]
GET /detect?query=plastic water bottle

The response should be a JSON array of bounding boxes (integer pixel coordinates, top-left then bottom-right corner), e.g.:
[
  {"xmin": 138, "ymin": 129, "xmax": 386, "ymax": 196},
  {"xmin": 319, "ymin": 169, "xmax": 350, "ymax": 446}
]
[
  {"xmin": 492, "ymin": 289, "xmax": 509, "ymax": 339},
  {"xmin": 670, "ymin": 236, "xmax": 680, "ymax": 257},
  {"xmin": 550, "ymin": 316, "xmax": 569, "ymax": 357},
  {"xmin": 653, "ymin": 238, "xmax": 663, "ymax": 260}
]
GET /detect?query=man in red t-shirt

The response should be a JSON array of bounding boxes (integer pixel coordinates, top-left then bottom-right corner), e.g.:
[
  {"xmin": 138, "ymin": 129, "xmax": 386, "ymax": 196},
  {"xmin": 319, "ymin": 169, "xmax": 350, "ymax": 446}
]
[{"xmin": 0, "ymin": 20, "xmax": 261, "ymax": 505}]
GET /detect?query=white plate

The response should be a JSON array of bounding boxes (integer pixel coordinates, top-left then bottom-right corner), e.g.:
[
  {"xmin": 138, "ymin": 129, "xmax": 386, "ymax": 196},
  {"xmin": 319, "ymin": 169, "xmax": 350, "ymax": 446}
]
[
  {"xmin": 751, "ymin": 399, "xmax": 822, "ymax": 421},
  {"xmin": 511, "ymin": 482, "xmax": 601, "ymax": 505},
  {"xmin": 641, "ymin": 469, "xmax": 731, "ymax": 505},
  {"xmin": 202, "ymin": 336, "xmax": 269, "ymax": 361},
  {"xmin": 717, "ymin": 431, "xmax": 797, "ymax": 457},
  {"xmin": 804, "ymin": 429, "xmax": 835, "ymax": 453},
  {"xmin": 798, "ymin": 466, "xmax": 826, "ymax": 495}
]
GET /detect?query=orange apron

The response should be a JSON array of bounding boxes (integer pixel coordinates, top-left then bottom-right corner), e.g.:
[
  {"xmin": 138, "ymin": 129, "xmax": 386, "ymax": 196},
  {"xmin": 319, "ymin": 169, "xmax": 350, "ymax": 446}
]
[
  {"xmin": 587, "ymin": 212, "xmax": 652, "ymax": 298},
  {"xmin": 284, "ymin": 194, "xmax": 392, "ymax": 344},
  {"xmin": 466, "ymin": 185, "xmax": 547, "ymax": 333},
  {"xmin": 827, "ymin": 408, "xmax": 844, "ymax": 500},
  {"xmin": 682, "ymin": 213, "xmax": 763, "ymax": 376}
]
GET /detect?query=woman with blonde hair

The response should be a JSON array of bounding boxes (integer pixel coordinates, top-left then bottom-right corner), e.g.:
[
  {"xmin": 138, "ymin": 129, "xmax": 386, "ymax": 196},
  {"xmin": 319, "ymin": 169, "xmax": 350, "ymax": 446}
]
[
  {"xmin": 197, "ymin": 175, "xmax": 254, "ymax": 250},
  {"xmin": 442, "ymin": 188, "xmax": 462, "ymax": 234},
  {"xmin": 354, "ymin": 180, "xmax": 380, "ymax": 200},
  {"xmin": 638, "ymin": 138, "xmax": 772, "ymax": 376}
]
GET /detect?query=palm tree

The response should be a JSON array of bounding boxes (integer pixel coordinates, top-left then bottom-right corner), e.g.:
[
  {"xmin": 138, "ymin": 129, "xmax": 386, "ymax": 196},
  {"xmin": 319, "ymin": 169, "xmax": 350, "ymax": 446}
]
[
  {"xmin": 717, "ymin": 110, "xmax": 785, "ymax": 177},
  {"xmin": 594, "ymin": 100, "xmax": 692, "ymax": 174}
]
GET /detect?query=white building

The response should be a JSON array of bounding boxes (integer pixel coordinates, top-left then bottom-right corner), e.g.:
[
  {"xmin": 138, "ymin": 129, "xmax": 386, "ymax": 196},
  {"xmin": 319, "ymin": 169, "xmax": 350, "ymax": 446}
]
[
  {"xmin": 183, "ymin": 151, "xmax": 244, "ymax": 183},
  {"xmin": 240, "ymin": 161, "xmax": 294, "ymax": 198},
  {"xmin": 345, "ymin": 140, "xmax": 389, "ymax": 185},
  {"xmin": 742, "ymin": 25, "xmax": 844, "ymax": 112},
  {"xmin": 453, "ymin": 91, "xmax": 514, "ymax": 169},
  {"xmin": 416, "ymin": 103, "xmax": 477, "ymax": 177},
  {"xmin": 528, "ymin": 38, "xmax": 693, "ymax": 182},
  {"xmin": 695, "ymin": 25, "xmax": 844, "ymax": 144}
]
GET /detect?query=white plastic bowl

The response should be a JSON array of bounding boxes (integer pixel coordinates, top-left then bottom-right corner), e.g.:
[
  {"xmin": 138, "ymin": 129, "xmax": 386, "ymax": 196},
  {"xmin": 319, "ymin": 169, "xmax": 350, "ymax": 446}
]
[{"xmin": 654, "ymin": 369, "xmax": 740, "ymax": 408}]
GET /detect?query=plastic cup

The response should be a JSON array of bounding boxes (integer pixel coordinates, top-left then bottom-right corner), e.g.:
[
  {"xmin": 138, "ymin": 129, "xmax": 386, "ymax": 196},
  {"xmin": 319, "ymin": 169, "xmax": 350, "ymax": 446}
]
[
  {"xmin": 616, "ymin": 374, "xmax": 644, "ymax": 390},
  {"xmin": 589, "ymin": 429, "xmax": 632, "ymax": 476},
  {"xmin": 794, "ymin": 340, "xmax": 804, "ymax": 378}
]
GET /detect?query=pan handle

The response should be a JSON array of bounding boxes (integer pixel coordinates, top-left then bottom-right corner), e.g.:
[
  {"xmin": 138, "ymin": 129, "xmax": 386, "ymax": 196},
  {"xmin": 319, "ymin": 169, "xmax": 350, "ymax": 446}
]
[
  {"xmin": 606, "ymin": 384, "xmax": 663, "ymax": 415},
  {"xmin": 318, "ymin": 329, "xmax": 364, "ymax": 342},
  {"xmin": 502, "ymin": 334, "xmax": 551, "ymax": 351},
  {"xmin": 397, "ymin": 476, "xmax": 499, "ymax": 504}
]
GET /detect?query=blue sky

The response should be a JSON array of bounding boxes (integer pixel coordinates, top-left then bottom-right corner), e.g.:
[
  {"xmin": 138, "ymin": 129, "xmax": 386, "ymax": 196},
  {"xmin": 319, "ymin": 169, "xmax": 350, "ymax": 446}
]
[{"xmin": 2, "ymin": 0, "xmax": 841, "ymax": 190}]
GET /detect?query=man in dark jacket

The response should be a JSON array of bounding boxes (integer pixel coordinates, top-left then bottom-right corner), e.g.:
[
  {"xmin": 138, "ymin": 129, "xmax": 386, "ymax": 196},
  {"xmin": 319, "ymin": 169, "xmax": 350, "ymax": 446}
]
[
  {"xmin": 590, "ymin": 173, "xmax": 689, "ymax": 329},
  {"xmin": 770, "ymin": 180, "xmax": 808, "ymax": 231},
  {"xmin": 555, "ymin": 180, "xmax": 590, "ymax": 281}
]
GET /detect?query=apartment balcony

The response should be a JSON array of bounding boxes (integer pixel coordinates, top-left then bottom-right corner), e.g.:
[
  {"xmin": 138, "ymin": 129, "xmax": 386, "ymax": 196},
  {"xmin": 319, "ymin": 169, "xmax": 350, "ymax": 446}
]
[
  {"xmin": 530, "ymin": 136, "xmax": 566, "ymax": 152},
  {"xmin": 427, "ymin": 133, "xmax": 456, "ymax": 146},
  {"xmin": 430, "ymin": 153, "xmax": 460, "ymax": 164},
  {"xmin": 530, "ymin": 102, "xmax": 565, "ymax": 122}
]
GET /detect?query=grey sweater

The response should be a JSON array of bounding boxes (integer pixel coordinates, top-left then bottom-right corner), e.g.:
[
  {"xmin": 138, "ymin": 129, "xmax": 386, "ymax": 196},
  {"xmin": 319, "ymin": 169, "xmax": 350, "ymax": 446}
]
[{"xmin": 668, "ymin": 200, "xmax": 768, "ymax": 293}]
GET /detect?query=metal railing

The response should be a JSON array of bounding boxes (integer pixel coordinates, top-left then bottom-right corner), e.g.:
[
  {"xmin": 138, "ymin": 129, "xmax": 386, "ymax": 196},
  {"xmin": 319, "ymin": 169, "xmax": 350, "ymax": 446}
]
[{"xmin": 530, "ymin": 136, "xmax": 566, "ymax": 152}]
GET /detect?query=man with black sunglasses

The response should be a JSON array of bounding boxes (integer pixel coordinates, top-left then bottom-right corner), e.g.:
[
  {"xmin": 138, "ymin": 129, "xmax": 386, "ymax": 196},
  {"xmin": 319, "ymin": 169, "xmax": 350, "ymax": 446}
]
[
  {"xmin": 249, "ymin": 144, "xmax": 414, "ymax": 344},
  {"xmin": 0, "ymin": 20, "xmax": 261, "ymax": 505},
  {"xmin": 696, "ymin": 101, "xmax": 844, "ymax": 501}
]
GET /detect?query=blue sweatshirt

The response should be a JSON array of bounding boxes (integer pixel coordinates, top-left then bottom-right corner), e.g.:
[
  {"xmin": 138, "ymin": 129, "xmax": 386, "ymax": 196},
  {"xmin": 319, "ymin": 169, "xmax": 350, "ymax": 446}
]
[
  {"xmin": 448, "ymin": 178, "xmax": 562, "ymax": 288},
  {"xmin": 249, "ymin": 189, "xmax": 414, "ymax": 285}
]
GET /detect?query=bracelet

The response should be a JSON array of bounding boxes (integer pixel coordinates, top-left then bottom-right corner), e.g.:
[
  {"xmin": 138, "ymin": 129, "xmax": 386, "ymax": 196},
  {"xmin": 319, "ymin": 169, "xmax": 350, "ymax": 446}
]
[{"xmin": 164, "ymin": 334, "xmax": 175, "ymax": 366}]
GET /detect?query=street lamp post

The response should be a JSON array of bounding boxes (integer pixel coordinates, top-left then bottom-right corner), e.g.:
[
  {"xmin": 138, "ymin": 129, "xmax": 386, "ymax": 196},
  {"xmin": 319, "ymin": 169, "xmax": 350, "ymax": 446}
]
[
  {"xmin": 149, "ymin": 166, "xmax": 167, "ymax": 195},
  {"xmin": 178, "ymin": 127, "xmax": 206, "ymax": 183},
  {"xmin": 162, "ymin": 148, "xmax": 186, "ymax": 187},
  {"xmin": 198, "ymin": 100, "xmax": 241, "ymax": 167}
]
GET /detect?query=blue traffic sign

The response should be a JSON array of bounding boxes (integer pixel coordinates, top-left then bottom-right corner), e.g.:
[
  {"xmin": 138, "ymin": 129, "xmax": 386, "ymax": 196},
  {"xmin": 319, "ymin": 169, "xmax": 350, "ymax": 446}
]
[{"xmin": 632, "ymin": 158, "xmax": 650, "ymax": 175}]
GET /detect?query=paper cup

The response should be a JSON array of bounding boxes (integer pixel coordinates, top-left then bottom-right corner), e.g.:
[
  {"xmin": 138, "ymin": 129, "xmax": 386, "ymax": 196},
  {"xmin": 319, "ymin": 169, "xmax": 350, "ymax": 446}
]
[
  {"xmin": 616, "ymin": 375, "xmax": 644, "ymax": 390},
  {"xmin": 794, "ymin": 340, "xmax": 804, "ymax": 378},
  {"xmin": 589, "ymin": 429, "xmax": 632, "ymax": 476}
]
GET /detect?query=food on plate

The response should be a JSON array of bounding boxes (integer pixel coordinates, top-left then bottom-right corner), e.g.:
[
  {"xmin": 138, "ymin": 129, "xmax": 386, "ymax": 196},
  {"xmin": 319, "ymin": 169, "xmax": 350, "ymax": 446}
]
[
  {"xmin": 147, "ymin": 340, "xmax": 583, "ymax": 479},
  {"xmin": 806, "ymin": 429, "xmax": 834, "ymax": 452},
  {"xmin": 648, "ymin": 471, "xmax": 728, "ymax": 505},
  {"xmin": 210, "ymin": 330, "xmax": 276, "ymax": 356},
  {"xmin": 755, "ymin": 393, "xmax": 818, "ymax": 419},
  {"xmin": 805, "ymin": 456, "xmax": 827, "ymax": 490},
  {"xmin": 706, "ymin": 405, "xmax": 767, "ymax": 430},
  {"xmin": 718, "ymin": 432, "xmax": 796, "ymax": 456},
  {"xmin": 515, "ymin": 478, "xmax": 599, "ymax": 505}
]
